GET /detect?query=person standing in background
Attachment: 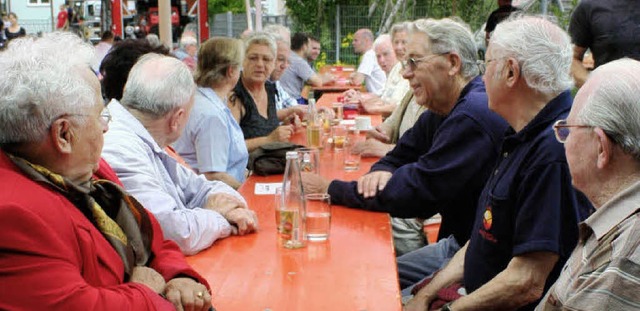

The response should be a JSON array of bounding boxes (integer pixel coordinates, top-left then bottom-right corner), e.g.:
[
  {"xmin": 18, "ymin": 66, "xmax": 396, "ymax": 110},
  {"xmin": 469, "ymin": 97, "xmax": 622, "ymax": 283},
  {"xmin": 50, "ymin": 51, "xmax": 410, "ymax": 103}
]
[
  {"xmin": 56, "ymin": 5, "xmax": 69, "ymax": 31},
  {"xmin": 568, "ymin": 0, "xmax": 640, "ymax": 88}
]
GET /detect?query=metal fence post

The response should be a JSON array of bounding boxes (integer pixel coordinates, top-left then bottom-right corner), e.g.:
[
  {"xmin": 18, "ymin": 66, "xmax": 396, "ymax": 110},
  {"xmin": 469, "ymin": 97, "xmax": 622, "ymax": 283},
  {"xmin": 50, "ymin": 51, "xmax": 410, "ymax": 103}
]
[
  {"xmin": 227, "ymin": 11, "xmax": 233, "ymax": 37},
  {"xmin": 335, "ymin": 4, "xmax": 340, "ymax": 63}
]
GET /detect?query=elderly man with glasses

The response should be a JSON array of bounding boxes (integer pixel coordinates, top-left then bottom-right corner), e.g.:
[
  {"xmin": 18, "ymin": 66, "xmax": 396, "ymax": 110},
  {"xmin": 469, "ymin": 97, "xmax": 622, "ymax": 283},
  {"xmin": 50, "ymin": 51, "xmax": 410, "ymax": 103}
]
[
  {"xmin": 0, "ymin": 33, "xmax": 212, "ymax": 311},
  {"xmin": 537, "ymin": 58, "xmax": 640, "ymax": 310},
  {"xmin": 404, "ymin": 16, "xmax": 592, "ymax": 311},
  {"xmin": 302, "ymin": 17, "xmax": 508, "ymax": 270}
]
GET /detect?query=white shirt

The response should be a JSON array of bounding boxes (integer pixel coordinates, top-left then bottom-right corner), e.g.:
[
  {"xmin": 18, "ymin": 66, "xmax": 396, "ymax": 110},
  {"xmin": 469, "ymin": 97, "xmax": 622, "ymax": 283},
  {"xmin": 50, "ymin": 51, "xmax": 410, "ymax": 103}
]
[
  {"xmin": 357, "ymin": 49, "xmax": 386, "ymax": 95},
  {"xmin": 102, "ymin": 100, "xmax": 244, "ymax": 255}
]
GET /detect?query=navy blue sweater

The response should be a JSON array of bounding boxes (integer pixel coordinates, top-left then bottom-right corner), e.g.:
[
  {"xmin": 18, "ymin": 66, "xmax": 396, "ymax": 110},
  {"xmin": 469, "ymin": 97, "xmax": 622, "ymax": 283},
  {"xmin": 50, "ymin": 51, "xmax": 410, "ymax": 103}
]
[{"xmin": 328, "ymin": 76, "xmax": 509, "ymax": 245}]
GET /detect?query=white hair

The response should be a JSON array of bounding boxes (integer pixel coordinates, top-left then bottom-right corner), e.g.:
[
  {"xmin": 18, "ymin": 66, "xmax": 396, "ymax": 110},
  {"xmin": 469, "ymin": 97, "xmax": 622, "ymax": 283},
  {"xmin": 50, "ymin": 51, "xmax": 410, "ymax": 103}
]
[
  {"xmin": 0, "ymin": 32, "xmax": 95, "ymax": 144},
  {"xmin": 120, "ymin": 53, "xmax": 196, "ymax": 118},
  {"xmin": 390, "ymin": 22, "xmax": 409, "ymax": 40},
  {"xmin": 409, "ymin": 18, "xmax": 479, "ymax": 79},
  {"xmin": 578, "ymin": 58, "xmax": 640, "ymax": 160},
  {"xmin": 243, "ymin": 32, "xmax": 277, "ymax": 58},
  {"xmin": 179, "ymin": 35, "xmax": 198, "ymax": 49},
  {"xmin": 263, "ymin": 24, "xmax": 291, "ymax": 46},
  {"xmin": 373, "ymin": 34, "xmax": 392, "ymax": 50},
  {"xmin": 490, "ymin": 16, "xmax": 573, "ymax": 95}
]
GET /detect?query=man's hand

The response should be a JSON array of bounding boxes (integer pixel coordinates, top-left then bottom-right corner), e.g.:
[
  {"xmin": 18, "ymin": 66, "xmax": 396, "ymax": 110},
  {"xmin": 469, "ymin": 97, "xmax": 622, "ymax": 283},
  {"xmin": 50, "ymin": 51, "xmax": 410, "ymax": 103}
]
[
  {"xmin": 269, "ymin": 125, "xmax": 294, "ymax": 142},
  {"xmin": 205, "ymin": 192, "xmax": 247, "ymax": 217},
  {"xmin": 301, "ymin": 172, "xmax": 331, "ymax": 194},
  {"xmin": 164, "ymin": 277, "xmax": 212, "ymax": 311},
  {"xmin": 357, "ymin": 171, "xmax": 392, "ymax": 198},
  {"xmin": 225, "ymin": 207, "xmax": 258, "ymax": 235},
  {"xmin": 352, "ymin": 138, "xmax": 393, "ymax": 158},
  {"xmin": 366, "ymin": 125, "xmax": 391, "ymax": 143},
  {"xmin": 402, "ymin": 295, "xmax": 431, "ymax": 311},
  {"xmin": 343, "ymin": 89, "xmax": 362, "ymax": 104},
  {"xmin": 130, "ymin": 266, "xmax": 166, "ymax": 294}
]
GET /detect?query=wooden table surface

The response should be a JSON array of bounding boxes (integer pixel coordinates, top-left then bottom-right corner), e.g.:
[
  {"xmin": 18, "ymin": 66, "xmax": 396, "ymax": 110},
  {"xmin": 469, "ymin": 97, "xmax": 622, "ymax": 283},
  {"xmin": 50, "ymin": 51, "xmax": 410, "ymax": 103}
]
[{"xmin": 186, "ymin": 93, "xmax": 400, "ymax": 311}]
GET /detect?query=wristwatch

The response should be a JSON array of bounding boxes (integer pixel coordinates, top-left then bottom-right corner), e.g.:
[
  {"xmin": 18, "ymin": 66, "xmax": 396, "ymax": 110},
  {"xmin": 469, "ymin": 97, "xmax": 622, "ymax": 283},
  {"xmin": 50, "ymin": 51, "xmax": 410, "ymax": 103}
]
[{"xmin": 441, "ymin": 302, "xmax": 454, "ymax": 311}]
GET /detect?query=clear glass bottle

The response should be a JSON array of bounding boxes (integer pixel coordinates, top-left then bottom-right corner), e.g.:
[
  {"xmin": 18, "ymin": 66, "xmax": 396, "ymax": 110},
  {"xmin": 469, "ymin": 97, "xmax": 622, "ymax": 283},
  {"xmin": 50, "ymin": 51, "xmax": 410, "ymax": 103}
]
[
  {"xmin": 306, "ymin": 98, "xmax": 321, "ymax": 148},
  {"xmin": 277, "ymin": 151, "xmax": 306, "ymax": 249}
]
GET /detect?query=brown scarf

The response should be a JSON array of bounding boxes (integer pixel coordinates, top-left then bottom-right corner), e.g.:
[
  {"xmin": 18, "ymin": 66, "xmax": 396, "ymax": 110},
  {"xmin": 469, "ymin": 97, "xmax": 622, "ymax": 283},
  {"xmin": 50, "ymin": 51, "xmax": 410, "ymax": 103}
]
[{"xmin": 8, "ymin": 154, "xmax": 153, "ymax": 279}]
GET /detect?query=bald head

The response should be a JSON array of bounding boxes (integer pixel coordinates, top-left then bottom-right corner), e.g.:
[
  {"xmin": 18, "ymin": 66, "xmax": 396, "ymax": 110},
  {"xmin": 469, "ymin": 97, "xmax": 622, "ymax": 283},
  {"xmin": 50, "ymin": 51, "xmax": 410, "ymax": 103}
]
[{"xmin": 353, "ymin": 28, "xmax": 374, "ymax": 54}]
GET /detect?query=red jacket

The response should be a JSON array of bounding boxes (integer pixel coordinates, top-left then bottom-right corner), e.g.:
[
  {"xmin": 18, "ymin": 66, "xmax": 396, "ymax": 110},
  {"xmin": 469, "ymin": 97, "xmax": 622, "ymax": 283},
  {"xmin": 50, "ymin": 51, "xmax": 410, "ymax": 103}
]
[{"xmin": 0, "ymin": 152, "xmax": 209, "ymax": 310}]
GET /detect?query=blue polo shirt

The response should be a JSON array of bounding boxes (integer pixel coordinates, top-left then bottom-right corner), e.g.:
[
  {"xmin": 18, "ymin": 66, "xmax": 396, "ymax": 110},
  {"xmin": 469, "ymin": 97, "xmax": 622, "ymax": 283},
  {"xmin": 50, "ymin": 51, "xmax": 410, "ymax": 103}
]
[
  {"xmin": 463, "ymin": 91, "xmax": 593, "ymax": 310},
  {"xmin": 328, "ymin": 76, "xmax": 509, "ymax": 245}
]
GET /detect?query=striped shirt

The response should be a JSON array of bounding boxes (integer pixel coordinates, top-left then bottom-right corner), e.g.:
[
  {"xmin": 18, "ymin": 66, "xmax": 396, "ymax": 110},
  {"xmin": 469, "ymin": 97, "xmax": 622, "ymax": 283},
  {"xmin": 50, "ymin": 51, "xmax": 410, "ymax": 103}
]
[{"xmin": 537, "ymin": 180, "xmax": 640, "ymax": 311}]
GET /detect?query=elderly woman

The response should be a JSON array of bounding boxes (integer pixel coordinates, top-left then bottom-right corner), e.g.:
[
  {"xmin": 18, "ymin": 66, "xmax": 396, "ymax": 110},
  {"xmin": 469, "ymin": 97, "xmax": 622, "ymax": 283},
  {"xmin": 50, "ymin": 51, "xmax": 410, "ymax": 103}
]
[
  {"xmin": 173, "ymin": 37, "xmax": 248, "ymax": 189},
  {"xmin": 229, "ymin": 32, "xmax": 302, "ymax": 152},
  {"xmin": 0, "ymin": 33, "xmax": 211, "ymax": 310}
]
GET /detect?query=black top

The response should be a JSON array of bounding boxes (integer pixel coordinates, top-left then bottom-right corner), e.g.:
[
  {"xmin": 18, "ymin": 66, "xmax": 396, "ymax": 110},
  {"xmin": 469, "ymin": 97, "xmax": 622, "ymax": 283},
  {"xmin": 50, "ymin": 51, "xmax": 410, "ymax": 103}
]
[
  {"xmin": 233, "ymin": 78, "xmax": 279, "ymax": 139},
  {"xmin": 485, "ymin": 5, "xmax": 520, "ymax": 33},
  {"xmin": 5, "ymin": 27, "xmax": 26, "ymax": 42}
]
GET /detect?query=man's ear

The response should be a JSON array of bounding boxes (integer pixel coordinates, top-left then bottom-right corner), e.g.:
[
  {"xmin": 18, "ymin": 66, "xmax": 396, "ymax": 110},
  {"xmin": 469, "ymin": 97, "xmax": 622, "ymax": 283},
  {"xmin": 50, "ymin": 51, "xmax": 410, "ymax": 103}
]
[
  {"xmin": 594, "ymin": 127, "xmax": 612, "ymax": 170},
  {"xmin": 447, "ymin": 52, "xmax": 462, "ymax": 77},
  {"xmin": 50, "ymin": 118, "xmax": 74, "ymax": 154},
  {"xmin": 168, "ymin": 108, "xmax": 185, "ymax": 132},
  {"xmin": 505, "ymin": 58, "xmax": 520, "ymax": 87}
]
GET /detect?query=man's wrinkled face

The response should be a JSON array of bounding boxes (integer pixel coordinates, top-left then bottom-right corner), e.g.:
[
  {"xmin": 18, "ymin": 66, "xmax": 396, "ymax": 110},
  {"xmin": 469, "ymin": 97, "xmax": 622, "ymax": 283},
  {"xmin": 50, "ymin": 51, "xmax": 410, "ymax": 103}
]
[
  {"xmin": 271, "ymin": 41, "xmax": 290, "ymax": 81},
  {"xmin": 375, "ymin": 42, "xmax": 398, "ymax": 74}
]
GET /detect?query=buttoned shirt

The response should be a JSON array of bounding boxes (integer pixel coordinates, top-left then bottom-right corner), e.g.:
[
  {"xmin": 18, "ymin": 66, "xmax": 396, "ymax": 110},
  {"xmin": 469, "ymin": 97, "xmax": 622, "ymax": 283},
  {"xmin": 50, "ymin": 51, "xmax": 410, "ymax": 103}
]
[
  {"xmin": 537, "ymin": 180, "xmax": 640, "ymax": 311},
  {"xmin": 173, "ymin": 87, "xmax": 248, "ymax": 183},
  {"xmin": 102, "ymin": 100, "xmax": 244, "ymax": 255}
]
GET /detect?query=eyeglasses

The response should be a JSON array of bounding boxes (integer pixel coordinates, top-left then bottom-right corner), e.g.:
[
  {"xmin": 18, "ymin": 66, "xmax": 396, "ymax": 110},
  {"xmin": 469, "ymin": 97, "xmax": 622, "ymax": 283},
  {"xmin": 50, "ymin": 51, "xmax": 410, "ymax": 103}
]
[
  {"xmin": 553, "ymin": 119, "xmax": 593, "ymax": 143},
  {"xmin": 99, "ymin": 106, "xmax": 112, "ymax": 124},
  {"xmin": 479, "ymin": 56, "xmax": 508, "ymax": 74},
  {"xmin": 50, "ymin": 105, "xmax": 112, "ymax": 128},
  {"xmin": 402, "ymin": 52, "xmax": 450, "ymax": 71}
]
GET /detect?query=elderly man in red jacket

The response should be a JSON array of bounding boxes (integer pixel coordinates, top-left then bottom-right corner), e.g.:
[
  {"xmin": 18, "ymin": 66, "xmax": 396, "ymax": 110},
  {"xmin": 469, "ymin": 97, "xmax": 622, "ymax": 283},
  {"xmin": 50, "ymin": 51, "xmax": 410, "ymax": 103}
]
[{"xmin": 0, "ymin": 32, "xmax": 211, "ymax": 310}]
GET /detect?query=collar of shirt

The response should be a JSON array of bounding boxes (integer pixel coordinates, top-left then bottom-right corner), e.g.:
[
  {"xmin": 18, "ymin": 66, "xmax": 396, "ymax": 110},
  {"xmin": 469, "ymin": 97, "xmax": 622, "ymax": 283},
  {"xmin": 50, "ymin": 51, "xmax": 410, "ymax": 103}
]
[
  {"xmin": 501, "ymin": 90, "xmax": 573, "ymax": 151},
  {"xmin": 108, "ymin": 99, "xmax": 165, "ymax": 154},
  {"xmin": 584, "ymin": 179, "xmax": 640, "ymax": 241}
]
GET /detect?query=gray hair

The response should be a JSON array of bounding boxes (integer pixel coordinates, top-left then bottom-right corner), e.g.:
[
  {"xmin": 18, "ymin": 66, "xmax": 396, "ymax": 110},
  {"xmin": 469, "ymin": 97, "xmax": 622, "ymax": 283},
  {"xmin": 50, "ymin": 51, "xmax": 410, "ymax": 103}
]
[
  {"xmin": 373, "ymin": 34, "xmax": 392, "ymax": 50},
  {"xmin": 263, "ymin": 24, "xmax": 291, "ymax": 46},
  {"xmin": 120, "ymin": 53, "xmax": 196, "ymax": 118},
  {"xmin": 578, "ymin": 58, "xmax": 640, "ymax": 160},
  {"xmin": 409, "ymin": 18, "xmax": 479, "ymax": 79},
  {"xmin": 179, "ymin": 35, "xmax": 198, "ymax": 49},
  {"xmin": 390, "ymin": 22, "xmax": 409, "ymax": 40},
  {"xmin": 0, "ymin": 32, "xmax": 95, "ymax": 144},
  {"xmin": 243, "ymin": 32, "xmax": 277, "ymax": 58},
  {"xmin": 490, "ymin": 16, "xmax": 573, "ymax": 95}
]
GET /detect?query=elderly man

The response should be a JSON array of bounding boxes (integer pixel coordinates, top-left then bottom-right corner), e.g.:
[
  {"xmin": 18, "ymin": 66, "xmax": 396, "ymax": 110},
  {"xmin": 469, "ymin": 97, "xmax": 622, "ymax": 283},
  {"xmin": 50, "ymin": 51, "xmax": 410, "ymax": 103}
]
[
  {"xmin": 350, "ymin": 28, "xmax": 386, "ymax": 95},
  {"xmin": 280, "ymin": 32, "xmax": 334, "ymax": 103},
  {"xmin": 264, "ymin": 25, "xmax": 297, "ymax": 110},
  {"xmin": 302, "ymin": 18, "xmax": 508, "ymax": 258},
  {"xmin": 101, "ymin": 54, "xmax": 258, "ymax": 255},
  {"xmin": 344, "ymin": 33, "xmax": 409, "ymax": 117},
  {"xmin": 404, "ymin": 16, "xmax": 592, "ymax": 311},
  {"xmin": 353, "ymin": 22, "xmax": 426, "ymax": 159},
  {"xmin": 0, "ymin": 33, "xmax": 211, "ymax": 310},
  {"xmin": 537, "ymin": 59, "xmax": 640, "ymax": 310},
  {"xmin": 174, "ymin": 35, "xmax": 198, "ymax": 71}
]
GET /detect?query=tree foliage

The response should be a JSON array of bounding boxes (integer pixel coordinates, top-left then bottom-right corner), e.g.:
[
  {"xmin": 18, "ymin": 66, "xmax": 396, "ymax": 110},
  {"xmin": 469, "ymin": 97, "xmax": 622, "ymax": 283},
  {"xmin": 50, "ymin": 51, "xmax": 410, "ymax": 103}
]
[{"xmin": 208, "ymin": 0, "xmax": 245, "ymax": 16}]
